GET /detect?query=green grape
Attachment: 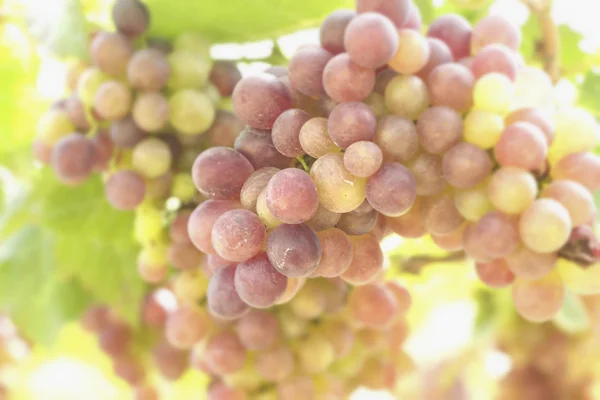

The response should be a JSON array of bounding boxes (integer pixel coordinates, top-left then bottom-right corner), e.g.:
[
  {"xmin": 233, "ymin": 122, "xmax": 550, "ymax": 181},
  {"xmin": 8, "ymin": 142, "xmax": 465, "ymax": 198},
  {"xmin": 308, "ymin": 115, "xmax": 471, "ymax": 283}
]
[
  {"xmin": 488, "ymin": 167, "xmax": 537, "ymax": 214},
  {"xmin": 519, "ymin": 199, "xmax": 572, "ymax": 253},
  {"xmin": 222, "ymin": 357, "xmax": 264, "ymax": 392},
  {"xmin": 137, "ymin": 245, "xmax": 168, "ymax": 283},
  {"xmin": 289, "ymin": 282, "xmax": 326, "ymax": 319},
  {"xmin": 330, "ymin": 340, "xmax": 366, "ymax": 378},
  {"xmin": 167, "ymin": 50, "xmax": 212, "ymax": 90},
  {"xmin": 132, "ymin": 138, "xmax": 172, "ymax": 179},
  {"xmin": 173, "ymin": 269, "xmax": 209, "ymax": 302},
  {"xmin": 557, "ymin": 259, "xmax": 600, "ymax": 295},
  {"xmin": 463, "ymin": 109, "xmax": 504, "ymax": 149},
  {"xmin": 384, "ymin": 75, "xmax": 429, "ymax": 120},
  {"xmin": 132, "ymin": 92, "xmax": 169, "ymax": 133},
  {"xmin": 278, "ymin": 308, "xmax": 308, "ymax": 339},
  {"xmin": 172, "ymin": 173, "xmax": 197, "ymax": 202},
  {"xmin": 454, "ymin": 180, "xmax": 493, "ymax": 221},
  {"xmin": 473, "ymin": 73, "xmax": 514, "ymax": 115},
  {"xmin": 77, "ymin": 68, "xmax": 110, "ymax": 106},
  {"xmin": 364, "ymin": 92, "xmax": 387, "ymax": 118},
  {"xmin": 173, "ymin": 32, "xmax": 211, "ymax": 58},
  {"xmin": 134, "ymin": 204, "xmax": 164, "ymax": 244},
  {"xmin": 548, "ymin": 107, "xmax": 600, "ymax": 165},
  {"xmin": 93, "ymin": 81, "xmax": 132, "ymax": 121},
  {"xmin": 36, "ymin": 109, "xmax": 76, "ymax": 145},
  {"xmin": 296, "ymin": 334, "xmax": 335, "ymax": 373},
  {"xmin": 203, "ymin": 83, "xmax": 221, "ymax": 106},
  {"xmin": 168, "ymin": 89, "xmax": 215, "ymax": 135}
]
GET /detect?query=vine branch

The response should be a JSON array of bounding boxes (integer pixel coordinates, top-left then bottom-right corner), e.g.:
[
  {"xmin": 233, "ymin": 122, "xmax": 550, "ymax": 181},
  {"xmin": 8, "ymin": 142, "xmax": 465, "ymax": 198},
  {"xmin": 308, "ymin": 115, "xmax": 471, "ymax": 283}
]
[
  {"xmin": 521, "ymin": 0, "xmax": 560, "ymax": 82},
  {"xmin": 397, "ymin": 252, "xmax": 466, "ymax": 274}
]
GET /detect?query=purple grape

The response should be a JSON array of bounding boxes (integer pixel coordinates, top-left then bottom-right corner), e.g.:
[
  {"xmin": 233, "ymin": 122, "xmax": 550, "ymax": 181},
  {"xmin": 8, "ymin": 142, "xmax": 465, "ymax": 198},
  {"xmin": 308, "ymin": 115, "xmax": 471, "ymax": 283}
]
[
  {"xmin": 192, "ymin": 147, "xmax": 254, "ymax": 200},
  {"xmin": 266, "ymin": 168, "xmax": 319, "ymax": 224},
  {"xmin": 366, "ymin": 163, "xmax": 416, "ymax": 217},
  {"xmin": 234, "ymin": 253, "xmax": 288, "ymax": 308},
  {"xmin": 234, "ymin": 126, "xmax": 292, "ymax": 169},
  {"xmin": 207, "ymin": 265, "xmax": 249, "ymax": 320},
  {"xmin": 267, "ymin": 224, "xmax": 321, "ymax": 278},
  {"xmin": 328, "ymin": 102, "xmax": 376, "ymax": 149},
  {"xmin": 211, "ymin": 209, "xmax": 266, "ymax": 262},
  {"xmin": 271, "ymin": 109, "xmax": 311, "ymax": 157}
]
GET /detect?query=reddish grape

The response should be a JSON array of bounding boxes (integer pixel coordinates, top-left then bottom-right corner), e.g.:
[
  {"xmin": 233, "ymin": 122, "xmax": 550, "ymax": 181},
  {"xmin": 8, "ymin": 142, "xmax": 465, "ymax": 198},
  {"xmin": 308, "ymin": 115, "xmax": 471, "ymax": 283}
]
[
  {"xmin": 234, "ymin": 127, "xmax": 291, "ymax": 170},
  {"xmin": 240, "ymin": 167, "xmax": 280, "ymax": 212},
  {"xmin": 211, "ymin": 209, "xmax": 266, "ymax": 262},
  {"xmin": 266, "ymin": 168, "xmax": 319, "ymax": 224},
  {"xmin": 341, "ymin": 234, "xmax": 384, "ymax": 285},
  {"xmin": 336, "ymin": 209, "xmax": 378, "ymax": 236},
  {"xmin": 192, "ymin": 147, "xmax": 254, "ymax": 200},
  {"xmin": 322, "ymin": 53, "xmax": 376, "ymax": 103},
  {"xmin": 110, "ymin": 116, "xmax": 147, "ymax": 148},
  {"xmin": 267, "ymin": 224, "xmax": 321, "ymax": 278},
  {"xmin": 306, "ymin": 205, "xmax": 342, "ymax": 232},
  {"xmin": 442, "ymin": 142, "xmax": 492, "ymax": 189},
  {"xmin": 469, "ymin": 211, "xmax": 520, "ymax": 259},
  {"xmin": 541, "ymin": 180, "xmax": 596, "ymax": 226},
  {"xmin": 51, "ymin": 134, "xmax": 95, "ymax": 185},
  {"xmin": 203, "ymin": 331, "xmax": 247, "ymax": 375},
  {"xmin": 427, "ymin": 14, "xmax": 472, "ymax": 60},
  {"xmin": 551, "ymin": 152, "xmax": 600, "ymax": 191},
  {"xmin": 416, "ymin": 38, "xmax": 454, "ymax": 80},
  {"xmin": 505, "ymin": 107, "xmax": 555, "ymax": 145},
  {"xmin": 188, "ymin": 199, "xmax": 240, "ymax": 255},
  {"xmin": 112, "ymin": 0, "xmax": 149, "ymax": 38},
  {"xmin": 471, "ymin": 44, "xmax": 518, "ymax": 80},
  {"xmin": 356, "ymin": 0, "xmax": 411, "ymax": 27},
  {"xmin": 288, "ymin": 46, "xmax": 333, "ymax": 97},
  {"xmin": 344, "ymin": 12, "xmax": 399, "ymax": 69},
  {"xmin": 408, "ymin": 153, "xmax": 446, "ymax": 196},
  {"xmin": 350, "ymin": 283, "xmax": 398, "ymax": 328},
  {"xmin": 127, "ymin": 48, "xmax": 170, "ymax": 91},
  {"xmin": 328, "ymin": 102, "xmax": 376, "ymax": 149},
  {"xmin": 320, "ymin": 9, "xmax": 357, "ymax": 54},
  {"xmin": 165, "ymin": 304, "xmax": 208, "ymax": 349},
  {"xmin": 427, "ymin": 63, "xmax": 474, "ymax": 113},
  {"xmin": 374, "ymin": 115, "xmax": 418, "ymax": 162},
  {"xmin": 475, "ymin": 259, "xmax": 515, "ymax": 289},
  {"xmin": 471, "ymin": 15, "xmax": 521, "ymax": 54},
  {"xmin": 311, "ymin": 228, "xmax": 354, "ymax": 278},
  {"xmin": 207, "ymin": 265, "xmax": 249, "ymax": 320},
  {"xmin": 506, "ymin": 246, "xmax": 557, "ymax": 280},
  {"xmin": 343, "ymin": 141, "xmax": 383, "ymax": 178},
  {"xmin": 271, "ymin": 109, "xmax": 311, "ymax": 157},
  {"xmin": 494, "ymin": 122, "xmax": 548, "ymax": 170},
  {"xmin": 105, "ymin": 170, "xmax": 145, "ymax": 210},
  {"xmin": 234, "ymin": 253, "xmax": 288, "ymax": 308},
  {"xmin": 366, "ymin": 162, "xmax": 417, "ymax": 217},
  {"xmin": 210, "ymin": 61, "xmax": 242, "ymax": 97},
  {"xmin": 422, "ymin": 194, "xmax": 465, "ymax": 236},
  {"xmin": 387, "ymin": 197, "xmax": 426, "ymax": 238},
  {"xmin": 236, "ymin": 310, "xmax": 279, "ymax": 351},
  {"xmin": 416, "ymin": 106, "xmax": 463, "ymax": 155}
]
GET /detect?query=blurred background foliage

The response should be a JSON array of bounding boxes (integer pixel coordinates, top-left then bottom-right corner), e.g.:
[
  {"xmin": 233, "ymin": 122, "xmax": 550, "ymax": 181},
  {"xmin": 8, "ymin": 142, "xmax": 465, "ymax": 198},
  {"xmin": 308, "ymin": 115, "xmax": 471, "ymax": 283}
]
[{"xmin": 0, "ymin": 0, "xmax": 600, "ymax": 398}]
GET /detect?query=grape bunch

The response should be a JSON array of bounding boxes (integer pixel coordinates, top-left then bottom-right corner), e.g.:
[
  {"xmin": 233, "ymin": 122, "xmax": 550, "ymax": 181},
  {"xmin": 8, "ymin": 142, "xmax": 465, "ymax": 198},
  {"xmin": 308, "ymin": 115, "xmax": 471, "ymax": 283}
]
[{"xmin": 32, "ymin": 0, "xmax": 243, "ymax": 283}]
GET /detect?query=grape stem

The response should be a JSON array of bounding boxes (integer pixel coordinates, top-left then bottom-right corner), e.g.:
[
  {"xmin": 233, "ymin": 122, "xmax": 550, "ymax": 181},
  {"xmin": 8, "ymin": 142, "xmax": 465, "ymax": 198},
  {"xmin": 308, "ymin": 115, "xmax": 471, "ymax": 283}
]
[
  {"xmin": 398, "ymin": 252, "xmax": 466, "ymax": 274},
  {"xmin": 296, "ymin": 156, "xmax": 310, "ymax": 172},
  {"xmin": 521, "ymin": 0, "xmax": 560, "ymax": 82},
  {"xmin": 84, "ymin": 106, "xmax": 99, "ymax": 137}
]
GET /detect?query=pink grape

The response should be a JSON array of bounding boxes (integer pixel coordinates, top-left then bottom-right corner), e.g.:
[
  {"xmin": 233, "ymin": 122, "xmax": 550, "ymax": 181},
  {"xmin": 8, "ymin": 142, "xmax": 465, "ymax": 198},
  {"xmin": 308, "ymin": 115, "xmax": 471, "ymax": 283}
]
[
  {"xmin": 416, "ymin": 38, "xmax": 454, "ymax": 80},
  {"xmin": 234, "ymin": 127, "xmax": 292, "ymax": 169},
  {"xmin": 320, "ymin": 9, "xmax": 357, "ymax": 54},
  {"xmin": 505, "ymin": 107, "xmax": 555, "ymax": 145},
  {"xmin": 288, "ymin": 46, "xmax": 333, "ymax": 97},
  {"xmin": 408, "ymin": 153, "xmax": 446, "ymax": 196},
  {"xmin": 350, "ymin": 283, "xmax": 398, "ymax": 328},
  {"xmin": 328, "ymin": 102, "xmax": 376, "ymax": 149},
  {"xmin": 105, "ymin": 170, "xmax": 145, "ymax": 210},
  {"xmin": 356, "ymin": 0, "xmax": 411, "ymax": 27},
  {"xmin": 442, "ymin": 142, "xmax": 492, "ymax": 189},
  {"xmin": 207, "ymin": 381, "xmax": 247, "ymax": 400},
  {"xmin": 471, "ymin": 15, "xmax": 521, "ymax": 54},
  {"xmin": 475, "ymin": 259, "xmax": 515, "ymax": 289},
  {"xmin": 192, "ymin": 147, "xmax": 254, "ymax": 200},
  {"xmin": 341, "ymin": 234, "xmax": 384, "ymax": 284},
  {"xmin": 51, "ymin": 134, "xmax": 95, "ymax": 185},
  {"xmin": 541, "ymin": 180, "xmax": 596, "ymax": 226},
  {"xmin": 336, "ymin": 209, "xmax": 378, "ymax": 236},
  {"xmin": 387, "ymin": 197, "xmax": 426, "ymax": 238},
  {"xmin": 240, "ymin": 167, "xmax": 280, "ymax": 212},
  {"xmin": 472, "ymin": 44, "xmax": 518, "ymax": 80},
  {"xmin": 165, "ymin": 304, "xmax": 208, "ymax": 349},
  {"xmin": 256, "ymin": 346, "xmax": 295, "ymax": 382},
  {"xmin": 422, "ymin": 194, "xmax": 465, "ymax": 236},
  {"xmin": 469, "ymin": 211, "xmax": 520, "ymax": 259},
  {"xmin": 427, "ymin": 63, "xmax": 474, "ymax": 113},
  {"xmin": 416, "ymin": 106, "xmax": 463, "ymax": 155},
  {"xmin": 427, "ymin": 14, "xmax": 472, "ymax": 60},
  {"xmin": 267, "ymin": 224, "xmax": 321, "ymax": 278},
  {"xmin": 266, "ymin": 168, "xmax": 319, "ymax": 224},
  {"xmin": 236, "ymin": 310, "xmax": 280, "ymax": 351},
  {"xmin": 343, "ymin": 141, "xmax": 383, "ymax": 177},
  {"xmin": 366, "ymin": 162, "xmax": 416, "ymax": 217},
  {"xmin": 402, "ymin": 2, "xmax": 422, "ymax": 31},
  {"xmin": 188, "ymin": 199, "xmax": 240, "ymax": 255},
  {"xmin": 374, "ymin": 115, "xmax": 418, "ymax": 162},
  {"xmin": 110, "ymin": 116, "xmax": 146, "ymax": 148},
  {"xmin": 512, "ymin": 272, "xmax": 564, "ymax": 322},
  {"xmin": 211, "ymin": 209, "xmax": 266, "ymax": 262},
  {"xmin": 203, "ymin": 330, "xmax": 247, "ymax": 375},
  {"xmin": 210, "ymin": 61, "xmax": 242, "ymax": 97},
  {"xmin": 494, "ymin": 122, "xmax": 548, "ymax": 171},
  {"xmin": 234, "ymin": 253, "xmax": 288, "ymax": 308},
  {"xmin": 322, "ymin": 53, "xmax": 376, "ymax": 102},
  {"xmin": 431, "ymin": 224, "xmax": 465, "ymax": 252},
  {"xmin": 311, "ymin": 228, "xmax": 354, "ymax": 278},
  {"xmin": 344, "ymin": 12, "xmax": 399, "ymax": 68},
  {"xmin": 207, "ymin": 265, "xmax": 249, "ymax": 320},
  {"xmin": 206, "ymin": 110, "xmax": 245, "ymax": 148},
  {"xmin": 306, "ymin": 205, "xmax": 342, "ymax": 232},
  {"xmin": 271, "ymin": 109, "xmax": 311, "ymax": 157},
  {"xmin": 506, "ymin": 246, "xmax": 557, "ymax": 280},
  {"xmin": 551, "ymin": 152, "xmax": 600, "ymax": 191}
]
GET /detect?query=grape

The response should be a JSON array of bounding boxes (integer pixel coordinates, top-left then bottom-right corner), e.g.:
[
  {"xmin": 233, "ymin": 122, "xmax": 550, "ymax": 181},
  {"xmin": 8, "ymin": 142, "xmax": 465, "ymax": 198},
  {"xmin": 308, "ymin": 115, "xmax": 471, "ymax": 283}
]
[
  {"xmin": 472, "ymin": 44, "xmax": 518, "ymax": 80},
  {"xmin": 548, "ymin": 107, "xmax": 599, "ymax": 164},
  {"xmin": 431, "ymin": 224, "xmax": 465, "ymax": 251},
  {"xmin": 256, "ymin": 346, "xmax": 295, "ymax": 382},
  {"xmin": 90, "ymin": 32, "xmax": 133, "ymax": 77},
  {"xmin": 513, "ymin": 67, "xmax": 553, "ymax": 109},
  {"xmin": 416, "ymin": 106, "xmax": 463, "ymax": 155},
  {"xmin": 105, "ymin": 170, "xmax": 145, "ymax": 210},
  {"xmin": 320, "ymin": 9, "xmax": 356, "ymax": 54},
  {"xmin": 171, "ymin": 172, "xmax": 196, "ymax": 202},
  {"xmin": 82, "ymin": 305, "xmax": 112, "ymax": 333},
  {"xmin": 188, "ymin": 200, "xmax": 240, "ymax": 254},
  {"xmin": 256, "ymin": 188, "xmax": 283, "ymax": 229},
  {"xmin": 192, "ymin": 147, "xmax": 254, "ymax": 200},
  {"xmin": 234, "ymin": 253, "xmax": 288, "ymax": 308},
  {"xmin": 463, "ymin": 109, "xmax": 504, "ymax": 149},
  {"xmin": 454, "ymin": 181, "xmax": 493, "ymax": 221},
  {"xmin": 473, "ymin": 73, "xmax": 514, "ymax": 115},
  {"xmin": 321, "ymin": 320, "xmax": 355, "ymax": 358},
  {"xmin": 240, "ymin": 167, "xmax": 279, "ymax": 212},
  {"xmin": 321, "ymin": 278, "xmax": 349, "ymax": 313},
  {"xmin": 342, "ymin": 234, "xmax": 384, "ymax": 284},
  {"xmin": 169, "ymin": 89, "xmax": 215, "ymax": 135},
  {"xmin": 275, "ymin": 277, "xmax": 306, "ymax": 306},
  {"xmin": 505, "ymin": 107, "xmax": 554, "ymax": 145},
  {"xmin": 356, "ymin": 0, "xmax": 411, "ymax": 27},
  {"xmin": 416, "ymin": 38, "xmax": 454, "ymax": 80},
  {"xmin": 137, "ymin": 248, "xmax": 168, "ymax": 283},
  {"xmin": 91, "ymin": 131, "xmax": 114, "ymax": 171},
  {"xmin": 132, "ymin": 92, "xmax": 169, "ymax": 132},
  {"xmin": 165, "ymin": 304, "xmax": 208, "ymax": 349},
  {"xmin": 112, "ymin": 0, "xmax": 149, "ymax": 38},
  {"xmin": 234, "ymin": 127, "xmax": 291, "ymax": 170},
  {"xmin": 387, "ymin": 197, "xmax": 425, "ymax": 238},
  {"xmin": 266, "ymin": 168, "xmax": 319, "ymax": 224},
  {"xmin": 462, "ymin": 223, "xmax": 492, "ymax": 262},
  {"xmin": 110, "ymin": 117, "xmax": 146, "ymax": 148},
  {"xmin": 271, "ymin": 109, "xmax": 310, "ymax": 157},
  {"xmin": 236, "ymin": 310, "xmax": 279, "ymax": 351},
  {"xmin": 495, "ymin": 122, "xmax": 548, "ymax": 170},
  {"xmin": 267, "ymin": 224, "xmax": 321, "ymax": 278},
  {"xmin": 131, "ymin": 138, "xmax": 172, "ymax": 179},
  {"xmin": 475, "ymin": 259, "xmax": 515, "ymax": 288},
  {"xmin": 153, "ymin": 340, "xmax": 188, "ymax": 380},
  {"xmin": 172, "ymin": 268, "xmax": 209, "ymax": 301},
  {"xmin": 403, "ymin": 2, "xmax": 422, "ymax": 30},
  {"xmin": 328, "ymin": 102, "xmax": 376, "ymax": 150},
  {"xmin": 336, "ymin": 209, "xmax": 378, "ymax": 236},
  {"xmin": 36, "ymin": 109, "xmax": 76, "ymax": 145},
  {"xmin": 167, "ymin": 243, "xmax": 205, "ymax": 270},
  {"xmin": 344, "ymin": 12, "xmax": 398, "ymax": 69},
  {"xmin": 207, "ymin": 254, "xmax": 235, "ymax": 273},
  {"xmin": 359, "ymin": 358, "xmax": 396, "ymax": 390},
  {"xmin": 278, "ymin": 377, "xmax": 315, "ymax": 400},
  {"xmin": 384, "ymin": 75, "xmax": 430, "ymax": 120},
  {"xmin": 422, "ymin": 194, "xmax": 465, "ymax": 236},
  {"xmin": 426, "ymin": 14, "xmax": 472, "ymax": 60},
  {"xmin": 232, "ymin": 74, "xmax": 293, "ymax": 130},
  {"xmin": 127, "ymin": 49, "xmax": 170, "ymax": 91},
  {"xmin": 147, "ymin": 37, "xmax": 173, "ymax": 54},
  {"xmin": 512, "ymin": 271, "xmax": 564, "ymax": 322},
  {"xmin": 388, "ymin": 29, "xmax": 430, "ymax": 75},
  {"xmin": 519, "ymin": 199, "xmax": 572, "ymax": 253},
  {"xmin": 374, "ymin": 68, "xmax": 398, "ymax": 94},
  {"xmin": 288, "ymin": 46, "xmax": 333, "ymax": 96},
  {"xmin": 289, "ymin": 281, "xmax": 326, "ymax": 318},
  {"xmin": 366, "ymin": 162, "xmax": 416, "ymax": 217},
  {"xmin": 167, "ymin": 50, "xmax": 212, "ymax": 90},
  {"xmin": 297, "ymin": 334, "xmax": 335, "ymax": 373},
  {"xmin": 471, "ymin": 15, "xmax": 521, "ymax": 54},
  {"xmin": 203, "ymin": 331, "xmax": 247, "ymax": 375},
  {"xmin": 387, "ymin": 320, "xmax": 410, "ymax": 355},
  {"xmin": 473, "ymin": 211, "xmax": 520, "ymax": 259},
  {"xmin": 211, "ymin": 209, "xmax": 266, "ymax": 262},
  {"xmin": 207, "ymin": 381, "xmax": 247, "ymax": 400},
  {"xmin": 113, "ymin": 355, "xmax": 145, "ymax": 385},
  {"xmin": 427, "ymin": 63, "xmax": 474, "ymax": 113},
  {"xmin": 442, "ymin": 142, "xmax": 492, "ymax": 189},
  {"xmin": 310, "ymin": 153, "xmax": 366, "ymax": 213},
  {"xmin": 206, "ymin": 110, "xmax": 245, "ymax": 148},
  {"xmin": 408, "ymin": 153, "xmax": 446, "ymax": 196},
  {"xmin": 373, "ymin": 115, "xmax": 418, "ymax": 162},
  {"xmin": 77, "ymin": 68, "xmax": 109, "ymax": 106},
  {"xmin": 506, "ymin": 246, "xmax": 557, "ymax": 280},
  {"xmin": 551, "ymin": 152, "xmax": 600, "ymax": 191},
  {"xmin": 65, "ymin": 95, "xmax": 91, "ymax": 131},
  {"xmin": 343, "ymin": 141, "xmax": 383, "ymax": 178},
  {"xmin": 306, "ymin": 205, "xmax": 342, "ymax": 232},
  {"xmin": 541, "ymin": 180, "xmax": 595, "ymax": 226},
  {"xmin": 32, "ymin": 141, "xmax": 52, "ymax": 164},
  {"xmin": 307, "ymin": 228, "xmax": 354, "ymax": 278},
  {"xmin": 210, "ymin": 61, "xmax": 242, "ymax": 97},
  {"xmin": 134, "ymin": 385, "xmax": 158, "ymax": 400},
  {"xmin": 350, "ymin": 283, "xmax": 398, "ymax": 328},
  {"xmin": 51, "ymin": 134, "xmax": 95, "ymax": 185},
  {"xmin": 488, "ymin": 167, "xmax": 538, "ymax": 214},
  {"xmin": 322, "ymin": 53, "xmax": 376, "ymax": 103},
  {"xmin": 98, "ymin": 322, "xmax": 131, "ymax": 357},
  {"xmin": 207, "ymin": 265, "xmax": 249, "ymax": 320},
  {"xmin": 299, "ymin": 117, "xmax": 340, "ymax": 158}
]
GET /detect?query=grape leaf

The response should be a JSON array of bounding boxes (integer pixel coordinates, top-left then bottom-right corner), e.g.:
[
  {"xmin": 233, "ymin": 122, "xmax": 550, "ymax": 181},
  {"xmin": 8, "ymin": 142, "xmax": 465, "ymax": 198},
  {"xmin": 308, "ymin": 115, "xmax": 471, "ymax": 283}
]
[
  {"xmin": 558, "ymin": 26, "xmax": 587, "ymax": 76},
  {"xmin": 578, "ymin": 71, "xmax": 600, "ymax": 119},
  {"xmin": 553, "ymin": 290, "xmax": 590, "ymax": 334}
]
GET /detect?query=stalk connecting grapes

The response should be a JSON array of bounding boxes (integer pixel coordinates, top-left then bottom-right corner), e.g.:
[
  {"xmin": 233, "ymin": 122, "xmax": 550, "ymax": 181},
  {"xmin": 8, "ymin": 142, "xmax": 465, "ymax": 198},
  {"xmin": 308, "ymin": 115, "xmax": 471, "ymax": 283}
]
[{"xmin": 30, "ymin": 0, "xmax": 600, "ymax": 398}]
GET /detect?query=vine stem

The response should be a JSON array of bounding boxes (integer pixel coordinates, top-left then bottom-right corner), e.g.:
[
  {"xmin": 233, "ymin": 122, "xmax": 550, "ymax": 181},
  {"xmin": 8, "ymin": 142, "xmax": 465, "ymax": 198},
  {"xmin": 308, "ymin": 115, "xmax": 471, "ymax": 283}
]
[
  {"xmin": 84, "ymin": 106, "xmax": 99, "ymax": 138},
  {"xmin": 398, "ymin": 252, "xmax": 466, "ymax": 274},
  {"xmin": 521, "ymin": 0, "xmax": 560, "ymax": 82},
  {"xmin": 296, "ymin": 156, "xmax": 309, "ymax": 172}
]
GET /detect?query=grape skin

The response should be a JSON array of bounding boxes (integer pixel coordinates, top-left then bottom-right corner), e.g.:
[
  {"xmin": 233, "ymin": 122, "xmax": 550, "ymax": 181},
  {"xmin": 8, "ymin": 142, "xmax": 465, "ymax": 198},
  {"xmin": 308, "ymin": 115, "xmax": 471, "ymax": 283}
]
[
  {"xmin": 341, "ymin": 234, "xmax": 384, "ymax": 285},
  {"xmin": 350, "ymin": 283, "xmax": 398, "ymax": 328},
  {"xmin": 366, "ymin": 162, "xmax": 416, "ymax": 217},
  {"xmin": 471, "ymin": 15, "xmax": 521, "ymax": 54},
  {"xmin": 206, "ymin": 110, "xmax": 245, "ymax": 148},
  {"xmin": 266, "ymin": 168, "xmax": 319, "ymax": 224},
  {"xmin": 519, "ymin": 199, "xmax": 572, "ymax": 254},
  {"xmin": 416, "ymin": 106, "xmax": 463, "ymax": 155},
  {"xmin": 541, "ymin": 180, "xmax": 596, "ymax": 226},
  {"xmin": 207, "ymin": 265, "xmax": 249, "ymax": 320},
  {"xmin": 209, "ymin": 61, "xmax": 242, "ymax": 97},
  {"xmin": 266, "ymin": 224, "xmax": 321, "ymax": 278},
  {"xmin": 344, "ymin": 12, "xmax": 399, "ymax": 69},
  {"xmin": 311, "ymin": 228, "xmax": 354, "ymax": 278},
  {"xmin": 320, "ymin": 10, "xmax": 357, "ymax": 54},
  {"xmin": 234, "ymin": 253, "xmax": 289, "ymax": 309},
  {"xmin": 356, "ymin": 0, "xmax": 411, "ymax": 28},
  {"xmin": 427, "ymin": 63, "xmax": 474, "ymax": 113},
  {"xmin": 132, "ymin": 138, "xmax": 172, "ymax": 179},
  {"xmin": 471, "ymin": 44, "xmax": 518, "ymax": 81},
  {"xmin": 306, "ymin": 205, "xmax": 342, "ymax": 232},
  {"xmin": 488, "ymin": 167, "xmax": 538, "ymax": 214},
  {"xmin": 506, "ymin": 246, "xmax": 557, "ymax": 280},
  {"xmin": 322, "ymin": 53, "xmax": 376, "ymax": 103},
  {"xmin": 311, "ymin": 153, "xmax": 366, "ymax": 213},
  {"xmin": 127, "ymin": 49, "xmax": 170, "ymax": 91},
  {"xmin": 240, "ymin": 167, "xmax": 280, "ymax": 212},
  {"xmin": 112, "ymin": 0, "xmax": 149, "ymax": 38},
  {"xmin": 211, "ymin": 209, "xmax": 266, "ymax": 263},
  {"xmin": 475, "ymin": 259, "xmax": 515, "ymax": 289},
  {"xmin": 505, "ymin": 107, "xmax": 555, "ymax": 145},
  {"xmin": 512, "ymin": 271, "xmax": 564, "ymax": 322},
  {"xmin": 442, "ymin": 142, "xmax": 492, "ymax": 189},
  {"xmin": 271, "ymin": 109, "xmax": 311, "ymax": 157},
  {"xmin": 387, "ymin": 197, "xmax": 426, "ymax": 238},
  {"xmin": 299, "ymin": 117, "xmax": 340, "ymax": 158},
  {"xmin": 431, "ymin": 224, "xmax": 465, "ymax": 251},
  {"xmin": 234, "ymin": 127, "xmax": 291, "ymax": 170},
  {"xmin": 388, "ymin": 29, "xmax": 430, "ymax": 75},
  {"xmin": 416, "ymin": 38, "xmax": 453, "ymax": 80},
  {"xmin": 343, "ymin": 141, "xmax": 383, "ymax": 178},
  {"xmin": 469, "ymin": 211, "xmax": 520, "ymax": 259},
  {"xmin": 192, "ymin": 147, "xmax": 254, "ymax": 200},
  {"xmin": 165, "ymin": 304, "xmax": 208, "ymax": 349},
  {"xmin": 90, "ymin": 32, "xmax": 133, "ymax": 77},
  {"xmin": 336, "ymin": 209, "xmax": 378, "ymax": 236},
  {"xmin": 256, "ymin": 346, "xmax": 295, "ymax": 382},
  {"xmin": 51, "ymin": 134, "xmax": 95, "ymax": 185},
  {"xmin": 288, "ymin": 46, "xmax": 333, "ymax": 97},
  {"xmin": 203, "ymin": 331, "xmax": 247, "ymax": 375},
  {"xmin": 188, "ymin": 199, "xmax": 240, "ymax": 255},
  {"xmin": 426, "ymin": 14, "xmax": 472, "ymax": 60},
  {"xmin": 551, "ymin": 152, "xmax": 600, "ymax": 191},
  {"xmin": 168, "ymin": 89, "xmax": 215, "ymax": 135},
  {"xmin": 132, "ymin": 92, "xmax": 169, "ymax": 132},
  {"xmin": 495, "ymin": 122, "xmax": 548, "ymax": 171},
  {"xmin": 408, "ymin": 153, "xmax": 446, "ymax": 196},
  {"xmin": 422, "ymin": 194, "xmax": 465, "ymax": 236},
  {"xmin": 110, "ymin": 116, "xmax": 147, "ymax": 148},
  {"xmin": 104, "ymin": 170, "xmax": 145, "ymax": 211},
  {"xmin": 328, "ymin": 102, "xmax": 377, "ymax": 150},
  {"xmin": 384, "ymin": 75, "xmax": 430, "ymax": 120},
  {"xmin": 374, "ymin": 115, "xmax": 418, "ymax": 162},
  {"xmin": 236, "ymin": 310, "xmax": 279, "ymax": 351}
]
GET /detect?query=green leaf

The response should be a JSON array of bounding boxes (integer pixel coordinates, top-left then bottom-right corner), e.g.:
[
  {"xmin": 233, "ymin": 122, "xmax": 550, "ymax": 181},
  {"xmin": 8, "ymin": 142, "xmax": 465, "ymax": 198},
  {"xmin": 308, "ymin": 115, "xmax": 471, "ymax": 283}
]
[
  {"xmin": 144, "ymin": 0, "xmax": 353, "ymax": 42},
  {"xmin": 414, "ymin": 0, "xmax": 435, "ymax": 24},
  {"xmin": 553, "ymin": 290, "xmax": 590, "ymax": 334},
  {"xmin": 520, "ymin": 15, "xmax": 541, "ymax": 64},
  {"xmin": 558, "ymin": 26, "xmax": 586, "ymax": 76},
  {"xmin": 578, "ymin": 71, "xmax": 600, "ymax": 119}
]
